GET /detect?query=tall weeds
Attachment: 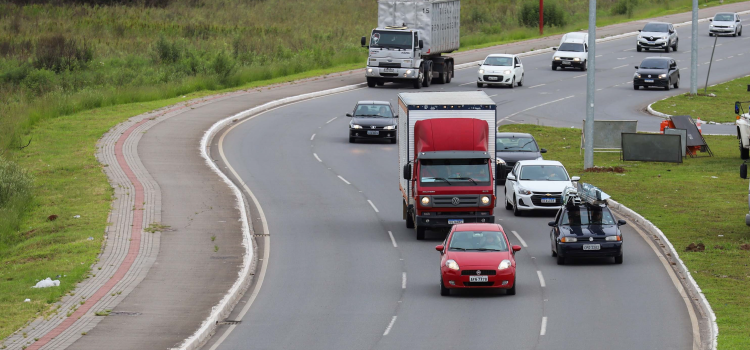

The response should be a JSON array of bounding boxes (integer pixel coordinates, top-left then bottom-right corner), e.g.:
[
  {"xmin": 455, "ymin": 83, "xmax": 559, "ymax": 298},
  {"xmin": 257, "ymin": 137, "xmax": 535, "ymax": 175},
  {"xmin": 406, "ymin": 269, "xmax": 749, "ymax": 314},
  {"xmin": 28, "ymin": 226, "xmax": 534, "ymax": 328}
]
[{"xmin": 0, "ymin": 156, "xmax": 33, "ymax": 251}]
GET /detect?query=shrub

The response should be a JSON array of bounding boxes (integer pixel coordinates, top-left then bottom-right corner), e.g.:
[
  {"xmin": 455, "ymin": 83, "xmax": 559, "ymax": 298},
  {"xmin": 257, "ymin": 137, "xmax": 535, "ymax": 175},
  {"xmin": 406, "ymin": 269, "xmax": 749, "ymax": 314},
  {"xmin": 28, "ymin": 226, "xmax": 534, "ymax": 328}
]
[
  {"xmin": 33, "ymin": 35, "xmax": 93, "ymax": 73},
  {"xmin": 0, "ymin": 156, "xmax": 33, "ymax": 209},
  {"xmin": 519, "ymin": 1, "xmax": 566, "ymax": 28},
  {"xmin": 22, "ymin": 69, "xmax": 56, "ymax": 95},
  {"xmin": 210, "ymin": 50, "xmax": 236, "ymax": 82},
  {"xmin": 611, "ymin": 0, "xmax": 639, "ymax": 17},
  {"xmin": 154, "ymin": 36, "xmax": 182, "ymax": 64}
]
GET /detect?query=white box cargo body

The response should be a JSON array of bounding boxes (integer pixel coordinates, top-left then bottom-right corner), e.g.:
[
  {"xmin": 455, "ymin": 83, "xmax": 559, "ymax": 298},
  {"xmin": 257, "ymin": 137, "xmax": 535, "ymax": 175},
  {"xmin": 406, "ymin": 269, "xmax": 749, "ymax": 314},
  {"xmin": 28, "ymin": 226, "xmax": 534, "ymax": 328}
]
[
  {"xmin": 397, "ymin": 91, "xmax": 497, "ymax": 206},
  {"xmin": 378, "ymin": 0, "xmax": 460, "ymax": 55}
]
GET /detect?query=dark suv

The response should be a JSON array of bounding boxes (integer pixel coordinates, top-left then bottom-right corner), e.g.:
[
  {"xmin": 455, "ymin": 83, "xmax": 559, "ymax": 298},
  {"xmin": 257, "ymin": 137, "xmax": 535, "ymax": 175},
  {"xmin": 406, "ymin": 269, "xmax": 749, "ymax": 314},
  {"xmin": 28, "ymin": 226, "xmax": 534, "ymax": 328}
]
[{"xmin": 495, "ymin": 132, "xmax": 546, "ymax": 184}]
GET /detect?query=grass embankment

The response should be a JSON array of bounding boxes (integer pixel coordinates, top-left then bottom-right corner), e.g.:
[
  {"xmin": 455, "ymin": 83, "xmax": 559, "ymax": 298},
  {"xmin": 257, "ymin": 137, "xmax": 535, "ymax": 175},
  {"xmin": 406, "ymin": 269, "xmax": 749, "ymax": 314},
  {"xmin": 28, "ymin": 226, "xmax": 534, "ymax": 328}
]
[
  {"xmin": 651, "ymin": 76, "xmax": 750, "ymax": 124},
  {"xmin": 499, "ymin": 124, "xmax": 749, "ymax": 348}
]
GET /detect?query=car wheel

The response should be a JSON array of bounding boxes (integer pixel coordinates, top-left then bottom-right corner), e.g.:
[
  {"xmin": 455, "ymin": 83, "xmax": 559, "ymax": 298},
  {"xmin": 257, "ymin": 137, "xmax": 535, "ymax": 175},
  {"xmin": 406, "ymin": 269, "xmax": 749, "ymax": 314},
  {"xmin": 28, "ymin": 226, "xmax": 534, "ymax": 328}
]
[
  {"xmin": 581, "ymin": 60, "xmax": 587, "ymax": 71},
  {"xmin": 506, "ymin": 277, "xmax": 516, "ymax": 295},
  {"xmin": 376, "ymin": 81, "xmax": 384, "ymax": 86},
  {"xmin": 416, "ymin": 225, "xmax": 426, "ymax": 240},
  {"xmin": 740, "ymin": 140, "xmax": 749, "ymax": 160},
  {"xmin": 509, "ymin": 77, "xmax": 515, "ymax": 89},
  {"xmin": 665, "ymin": 44, "xmax": 670, "ymax": 53},
  {"xmin": 633, "ymin": 84, "xmax": 639, "ymax": 90},
  {"xmin": 513, "ymin": 195, "xmax": 522, "ymax": 217},
  {"xmin": 477, "ymin": 82, "xmax": 483, "ymax": 88},
  {"xmin": 665, "ymin": 82, "xmax": 671, "ymax": 91},
  {"xmin": 349, "ymin": 137, "xmax": 355, "ymax": 143},
  {"xmin": 739, "ymin": 28, "xmax": 743, "ymax": 37},
  {"xmin": 733, "ymin": 29, "xmax": 738, "ymax": 37},
  {"xmin": 367, "ymin": 78, "xmax": 376, "ymax": 88},
  {"xmin": 551, "ymin": 238, "xmax": 557, "ymax": 257},
  {"xmin": 673, "ymin": 40, "xmax": 678, "ymax": 51},
  {"xmin": 636, "ymin": 45, "xmax": 642, "ymax": 52},
  {"xmin": 615, "ymin": 254, "xmax": 623, "ymax": 264},
  {"xmin": 709, "ymin": 32, "xmax": 714, "ymax": 37},
  {"xmin": 551, "ymin": 64, "xmax": 557, "ymax": 71},
  {"xmin": 505, "ymin": 190, "xmax": 513, "ymax": 210},
  {"xmin": 556, "ymin": 253, "xmax": 566, "ymax": 265},
  {"xmin": 390, "ymin": 138, "xmax": 397, "ymax": 144},
  {"xmin": 440, "ymin": 277, "xmax": 450, "ymax": 296},
  {"xmin": 674, "ymin": 79, "xmax": 679, "ymax": 89},
  {"xmin": 517, "ymin": 74, "xmax": 523, "ymax": 87}
]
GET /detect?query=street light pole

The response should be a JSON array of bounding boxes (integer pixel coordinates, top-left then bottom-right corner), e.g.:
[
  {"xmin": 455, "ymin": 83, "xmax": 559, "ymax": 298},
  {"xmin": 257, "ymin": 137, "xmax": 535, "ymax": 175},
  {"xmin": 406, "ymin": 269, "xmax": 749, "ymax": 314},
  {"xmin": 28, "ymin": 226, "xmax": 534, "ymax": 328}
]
[
  {"xmin": 690, "ymin": 0, "xmax": 698, "ymax": 95},
  {"xmin": 584, "ymin": 0, "xmax": 596, "ymax": 169},
  {"xmin": 540, "ymin": 0, "xmax": 544, "ymax": 35}
]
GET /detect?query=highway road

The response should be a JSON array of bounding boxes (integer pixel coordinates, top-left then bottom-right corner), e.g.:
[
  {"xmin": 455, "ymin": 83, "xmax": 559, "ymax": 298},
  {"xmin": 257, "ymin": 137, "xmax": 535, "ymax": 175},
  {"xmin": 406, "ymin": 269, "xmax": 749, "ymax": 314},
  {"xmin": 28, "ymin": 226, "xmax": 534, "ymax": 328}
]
[{"xmin": 206, "ymin": 20, "xmax": 748, "ymax": 350}]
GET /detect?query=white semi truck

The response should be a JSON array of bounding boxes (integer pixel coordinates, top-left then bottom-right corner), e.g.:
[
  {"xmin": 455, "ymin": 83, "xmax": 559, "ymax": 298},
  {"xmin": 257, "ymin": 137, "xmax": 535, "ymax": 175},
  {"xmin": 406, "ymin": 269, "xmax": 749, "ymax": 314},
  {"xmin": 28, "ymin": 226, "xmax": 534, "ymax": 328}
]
[{"xmin": 361, "ymin": 0, "xmax": 460, "ymax": 89}]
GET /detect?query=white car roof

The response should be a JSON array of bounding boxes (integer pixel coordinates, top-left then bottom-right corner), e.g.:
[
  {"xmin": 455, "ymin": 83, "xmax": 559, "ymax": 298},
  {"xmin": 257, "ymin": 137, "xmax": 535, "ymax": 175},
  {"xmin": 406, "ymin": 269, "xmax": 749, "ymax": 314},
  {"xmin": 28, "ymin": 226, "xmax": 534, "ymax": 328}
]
[
  {"xmin": 516, "ymin": 160, "xmax": 564, "ymax": 166},
  {"xmin": 485, "ymin": 54, "xmax": 515, "ymax": 58},
  {"xmin": 561, "ymin": 39, "xmax": 586, "ymax": 44}
]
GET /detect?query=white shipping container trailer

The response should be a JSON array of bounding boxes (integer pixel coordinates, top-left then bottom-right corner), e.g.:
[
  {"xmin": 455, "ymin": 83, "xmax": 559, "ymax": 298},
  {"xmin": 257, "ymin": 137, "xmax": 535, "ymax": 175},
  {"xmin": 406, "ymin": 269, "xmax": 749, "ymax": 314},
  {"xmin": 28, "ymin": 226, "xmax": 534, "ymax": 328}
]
[{"xmin": 363, "ymin": 0, "xmax": 460, "ymax": 89}]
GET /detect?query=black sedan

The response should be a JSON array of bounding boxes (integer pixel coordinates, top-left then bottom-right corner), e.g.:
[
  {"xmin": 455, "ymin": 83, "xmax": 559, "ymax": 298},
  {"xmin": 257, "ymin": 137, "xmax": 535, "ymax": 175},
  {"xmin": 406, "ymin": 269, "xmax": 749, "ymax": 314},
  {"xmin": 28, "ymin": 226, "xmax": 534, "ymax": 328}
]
[
  {"xmin": 495, "ymin": 132, "xmax": 546, "ymax": 184},
  {"xmin": 549, "ymin": 204, "xmax": 626, "ymax": 265},
  {"xmin": 346, "ymin": 101, "xmax": 397, "ymax": 143},
  {"xmin": 633, "ymin": 57, "xmax": 680, "ymax": 90}
]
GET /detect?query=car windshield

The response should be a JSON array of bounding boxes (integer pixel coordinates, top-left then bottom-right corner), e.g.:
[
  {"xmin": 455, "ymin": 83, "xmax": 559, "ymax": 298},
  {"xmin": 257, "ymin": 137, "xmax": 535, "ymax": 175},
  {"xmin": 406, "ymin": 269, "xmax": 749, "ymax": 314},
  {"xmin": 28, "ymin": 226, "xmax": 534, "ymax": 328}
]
[
  {"xmin": 561, "ymin": 207, "xmax": 616, "ymax": 226},
  {"xmin": 639, "ymin": 59, "xmax": 668, "ymax": 69},
  {"xmin": 420, "ymin": 158, "xmax": 490, "ymax": 186},
  {"xmin": 497, "ymin": 137, "xmax": 539, "ymax": 152},
  {"xmin": 483, "ymin": 56, "xmax": 513, "ymax": 66},
  {"xmin": 354, "ymin": 104, "xmax": 393, "ymax": 117},
  {"xmin": 369, "ymin": 30, "xmax": 412, "ymax": 50},
  {"xmin": 714, "ymin": 14, "xmax": 734, "ymax": 21},
  {"xmin": 519, "ymin": 165, "xmax": 569, "ymax": 181},
  {"xmin": 449, "ymin": 231, "xmax": 508, "ymax": 251},
  {"xmin": 558, "ymin": 43, "xmax": 584, "ymax": 52},
  {"xmin": 642, "ymin": 23, "xmax": 669, "ymax": 32}
]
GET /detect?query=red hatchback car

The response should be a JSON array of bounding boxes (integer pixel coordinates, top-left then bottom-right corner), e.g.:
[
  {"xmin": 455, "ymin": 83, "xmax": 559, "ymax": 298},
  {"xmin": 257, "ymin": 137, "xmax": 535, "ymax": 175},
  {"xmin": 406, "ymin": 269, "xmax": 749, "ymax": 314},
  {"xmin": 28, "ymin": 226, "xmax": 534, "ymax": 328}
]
[{"xmin": 436, "ymin": 223, "xmax": 521, "ymax": 296}]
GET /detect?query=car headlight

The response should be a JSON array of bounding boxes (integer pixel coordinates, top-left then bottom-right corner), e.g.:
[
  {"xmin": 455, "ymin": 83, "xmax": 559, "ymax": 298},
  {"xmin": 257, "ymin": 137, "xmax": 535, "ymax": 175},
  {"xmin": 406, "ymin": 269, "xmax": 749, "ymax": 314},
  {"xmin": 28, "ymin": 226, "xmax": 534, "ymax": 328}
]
[
  {"xmin": 498, "ymin": 259, "xmax": 511, "ymax": 270},
  {"xmin": 367, "ymin": 68, "xmax": 373, "ymax": 73},
  {"xmin": 446, "ymin": 259, "xmax": 459, "ymax": 271},
  {"xmin": 517, "ymin": 186, "xmax": 532, "ymax": 195},
  {"xmin": 606, "ymin": 235, "xmax": 622, "ymax": 241},
  {"xmin": 503, "ymin": 70, "xmax": 511, "ymax": 75},
  {"xmin": 480, "ymin": 196, "xmax": 490, "ymax": 205},
  {"xmin": 496, "ymin": 158, "xmax": 506, "ymax": 165},
  {"xmin": 729, "ymin": 24, "xmax": 735, "ymax": 28},
  {"xmin": 573, "ymin": 57, "xmax": 581, "ymax": 62},
  {"xmin": 658, "ymin": 74, "xmax": 667, "ymax": 79},
  {"xmin": 560, "ymin": 236, "xmax": 578, "ymax": 243},
  {"xmin": 479, "ymin": 69, "xmax": 484, "ymax": 74},
  {"xmin": 383, "ymin": 125, "xmax": 395, "ymax": 130},
  {"xmin": 406, "ymin": 69, "xmax": 412, "ymax": 75},
  {"xmin": 554, "ymin": 57, "xmax": 561, "ymax": 61},
  {"xmin": 421, "ymin": 196, "xmax": 430, "ymax": 206},
  {"xmin": 635, "ymin": 73, "xmax": 642, "ymax": 78},
  {"xmin": 350, "ymin": 124, "xmax": 363, "ymax": 129}
]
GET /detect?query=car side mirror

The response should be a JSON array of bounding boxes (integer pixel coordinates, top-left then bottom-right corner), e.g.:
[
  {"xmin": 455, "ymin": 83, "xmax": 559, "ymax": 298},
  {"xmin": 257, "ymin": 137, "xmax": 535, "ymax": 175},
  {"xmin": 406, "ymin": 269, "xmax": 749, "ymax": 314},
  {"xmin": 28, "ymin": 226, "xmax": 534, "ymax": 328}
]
[
  {"xmin": 741, "ymin": 163, "xmax": 748, "ymax": 179},
  {"xmin": 515, "ymin": 64, "xmax": 521, "ymax": 68},
  {"xmin": 403, "ymin": 164, "xmax": 412, "ymax": 180},
  {"xmin": 478, "ymin": 63, "xmax": 482, "ymax": 66},
  {"xmin": 617, "ymin": 220, "xmax": 627, "ymax": 226},
  {"xmin": 709, "ymin": 19, "xmax": 713, "ymax": 22},
  {"xmin": 435, "ymin": 245, "xmax": 444, "ymax": 252},
  {"xmin": 669, "ymin": 30, "xmax": 674, "ymax": 34},
  {"xmin": 736, "ymin": 102, "xmax": 741, "ymax": 115},
  {"xmin": 394, "ymin": 114, "xmax": 399, "ymax": 118},
  {"xmin": 512, "ymin": 245, "xmax": 522, "ymax": 252},
  {"xmin": 571, "ymin": 176, "xmax": 580, "ymax": 182},
  {"xmin": 507, "ymin": 174, "xmax": 516, "ymax": 181},
  {"xmin": 552, "ymin": 47, "xmax": 557, "ymax": 51},
  {"xmin": 548, "ymin": 221, "xmax": 556, "ymax": 227},
  {"xmin": 638, "ymin": 29, "xmax": 642, "ymax": 32},
  {"xmin": 634, "ymin": 66, "xmax": 639, "ymax": 69},
  {"xmin": 346, "ymin": 113, "xmax": 353, "ymax": 117},
  {"xmin": 540, "ymin": 148, "xmax": 547, "ymax": 153},
  {"xmin": 418, "ymin": 39, "xmax": 424, "ymax": 49},
  {"xmin": 737, "ymin": 19, "xmax": 741, "ymax": 23},
  {"xmin": 361, "ymin": 36, "xmax": 367, "ymax": 47}
]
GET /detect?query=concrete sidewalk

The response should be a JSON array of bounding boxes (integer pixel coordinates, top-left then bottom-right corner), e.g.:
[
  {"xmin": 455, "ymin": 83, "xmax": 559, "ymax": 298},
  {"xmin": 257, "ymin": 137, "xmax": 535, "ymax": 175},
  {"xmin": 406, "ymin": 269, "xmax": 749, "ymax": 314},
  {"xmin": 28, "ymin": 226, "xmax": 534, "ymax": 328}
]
[{"xmin": 3, "ymin": 2, "xmax": 748, "ymax": 349}]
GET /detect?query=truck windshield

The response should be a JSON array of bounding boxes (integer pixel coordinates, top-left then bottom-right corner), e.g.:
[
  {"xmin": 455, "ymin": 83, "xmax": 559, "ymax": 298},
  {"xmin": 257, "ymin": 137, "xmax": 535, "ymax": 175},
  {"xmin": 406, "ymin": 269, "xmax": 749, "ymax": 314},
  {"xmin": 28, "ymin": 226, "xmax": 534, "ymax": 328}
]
[
  {"xmin": 420, "ymin": 159, "xmax": 490, "ymax": 186},
  {"xmin": 558, "ymin": 43, "xmax": 585, "ymax": 52},
  {"xmin": 561, "ymin": 208, "xmax": 616, "ymax": 226},
  {"xmin": 370, "ymin": 30, "xmax": 413, "ymax": 50},
  {"xmin": 496, "ymin": 137, "xmax": 539, "ymax": 152}
]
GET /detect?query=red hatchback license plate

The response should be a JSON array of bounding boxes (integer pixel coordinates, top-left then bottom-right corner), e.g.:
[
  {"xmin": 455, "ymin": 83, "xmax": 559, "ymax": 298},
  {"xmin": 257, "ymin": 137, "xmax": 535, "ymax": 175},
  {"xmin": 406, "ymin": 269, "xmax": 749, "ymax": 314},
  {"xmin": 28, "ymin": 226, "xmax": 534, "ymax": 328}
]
[{"xmin": 469, "ymin": 276, "xmax": 488, "ymax": 282}]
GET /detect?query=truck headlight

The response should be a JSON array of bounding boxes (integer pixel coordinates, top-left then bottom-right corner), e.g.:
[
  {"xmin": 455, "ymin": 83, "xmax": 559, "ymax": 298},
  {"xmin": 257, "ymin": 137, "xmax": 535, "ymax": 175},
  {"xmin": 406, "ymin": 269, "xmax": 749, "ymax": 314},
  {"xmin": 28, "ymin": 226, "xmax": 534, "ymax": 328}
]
[
  {"xmin": 658, "ymin": 74, "xmax": 667, "ymax": 79},
  {"xmin": 561, "ymin": 236, "xmax": 578, "ymax": 243},
  {"xmin": 517, "ymin": 186, "xmax": 532, "ymax": 195},
  {"xmin": 383, "ymin": 125, "xmax": 395, "ymax": 130},
  {"xmin": 421, "ymin": 196, "xmax": 431, "ymax": 205},
  {"xmin": 498, "ymin": 259, "xmax": 511, "ymax": 270},
  {"xmin": 351, "ymin": 124, "xmax": 363, "ymax": 129},
  {"xmin": 573, "ymin": 57, "xmax": 581, "ymax": 62},
  {"xmin": 554, "ymin": 57, "xmax": 561, "ymax": 61},
  {"xmin": 367, "ymin": 68, "xmax": 373, "ymax": 73},
  {"xmin": 479, "ymin": 69, "xmax": 484, "ymax": 74},
  {"xmin": 480, "ymin": 196, "xmax": 490, "ymax": 205},
  {"xmin": 446, "ymin": 259, "xmax": 459, "ymax": 271},
  {"xmin": 503, "ymin": 70, "xmax": 511, "ymax": 75},
  {"xmin": 406, "ymin": 69, "xmax": 412, "ymax": 75},
  {"xmin": 605, "ymin": 235, "xmax": 622, "ymax": 241}
]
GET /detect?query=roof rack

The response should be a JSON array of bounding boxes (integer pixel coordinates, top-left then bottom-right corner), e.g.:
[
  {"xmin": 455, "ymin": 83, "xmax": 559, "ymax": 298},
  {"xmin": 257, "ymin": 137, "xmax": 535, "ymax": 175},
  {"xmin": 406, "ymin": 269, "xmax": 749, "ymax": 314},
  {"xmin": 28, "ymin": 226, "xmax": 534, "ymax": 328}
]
[{"xmin": 563, "ymin": 182, "xmax": 610, "ymax": 207}]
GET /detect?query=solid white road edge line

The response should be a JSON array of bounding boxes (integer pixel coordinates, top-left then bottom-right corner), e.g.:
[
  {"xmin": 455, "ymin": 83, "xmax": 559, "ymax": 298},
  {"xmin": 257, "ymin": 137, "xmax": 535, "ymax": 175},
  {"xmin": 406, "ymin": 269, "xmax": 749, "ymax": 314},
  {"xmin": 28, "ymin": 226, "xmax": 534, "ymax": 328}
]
[
  {"xmin": 537, "ymin": 271, "xmax": 546, "ymax": 288},
  {"xmin": 499, "ymin": 95, "xmax": 574, "ymax": 124},
  {"xmin": 368, "ymin": 199, "xmax": 380, "ymax": 213},
  {"xmin": 402, "ymin": 272, "xmax": 407, "ymax": 289},
  {"xmin": 511, "ymin": 230, "xmax": 528, "ymax": 248},
  {"xmin": 313, "ymin": 153, "xmax": 322, "ymax": 162},
  {"xmin": 383, "ymin": 316, "xmax": 398, "ymax": 336},
  {"xmin": 338, "ymin": 175, "xmax": 351, "ymax": 185},
  {"xmin": 613, "ymin": 64, "xmax": 628, "ymax": 69},
  {"xmin": 388, "ymin": 231, "xmax": 398, "ymax": 248},
  {"xmin": 540, "ymin": 317, "xmax": 547, "ymax": 336},
  {"xmin": 459, "ymin": 81, "xmax": 475, "ymax": 86}
]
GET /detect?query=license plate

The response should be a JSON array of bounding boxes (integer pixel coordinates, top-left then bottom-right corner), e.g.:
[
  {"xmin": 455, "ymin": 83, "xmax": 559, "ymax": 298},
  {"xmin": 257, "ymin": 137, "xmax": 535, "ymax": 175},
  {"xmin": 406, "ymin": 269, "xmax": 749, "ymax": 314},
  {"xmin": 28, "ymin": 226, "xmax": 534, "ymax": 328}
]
[
  {"xmin": 448, "ymin": 219, "xmax": 464, "ymax": 224},
  {"xmin": 367, "ymin": 130, "xmax": 379, "ymax": 135},
  {"xmin": 562, "ymin": 61, "xmax": 571, "ymax": 65},
  {"xmin": 383, "ymin": 68, "xmax": 396, "ymax": 72},
  {"xmin": 487, "ymin": 76, "xmax": 498, "ymax": 80},
  {"xmin": 583, "ymin": 244, "xmax": 601, "ymax": 251},
  {"xmin": 469, "ymin": 276, "xmax": 488, "ymax": 282},
  {"xmin": 541, "ymin": 198, "xmax": 556, "ymax": 204},
  {"xmin": 644, "ymin": 79, "xmax": 654, "ymax": 83}
]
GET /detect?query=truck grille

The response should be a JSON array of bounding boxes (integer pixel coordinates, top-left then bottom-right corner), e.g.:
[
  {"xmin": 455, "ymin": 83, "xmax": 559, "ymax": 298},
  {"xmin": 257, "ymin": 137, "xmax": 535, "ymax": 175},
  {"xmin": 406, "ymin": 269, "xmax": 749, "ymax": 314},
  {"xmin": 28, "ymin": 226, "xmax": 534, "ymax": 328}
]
[
  {"xmin": 432, "ymin": 195, "xmax": 479, "ymax": 207},
  {"xmin": 379, "ymin": 62, "xmax": 401, "ymax": 68},
  {"xmin": 461, "ymin": 270, "xmax": 497, "ymax": 276},
  {"xmin": 530, "ymin": 193, "xmax": 562, "ymax": 206},
  {"xmin": 380, "ymin": 73, "xmax": 398, "ymax": 77}
]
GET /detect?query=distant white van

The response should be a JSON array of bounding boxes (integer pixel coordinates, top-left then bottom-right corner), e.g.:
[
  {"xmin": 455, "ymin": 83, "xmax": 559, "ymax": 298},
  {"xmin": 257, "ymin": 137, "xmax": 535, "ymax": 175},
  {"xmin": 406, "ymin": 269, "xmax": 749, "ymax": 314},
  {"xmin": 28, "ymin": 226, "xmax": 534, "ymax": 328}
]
[
  {"xmin": 552, "ymin": 32, "xmax": 590, "ymax": 71},
  {"xmin": 558, "ymin": 32, "xmax": 588, "ymax": 47}
]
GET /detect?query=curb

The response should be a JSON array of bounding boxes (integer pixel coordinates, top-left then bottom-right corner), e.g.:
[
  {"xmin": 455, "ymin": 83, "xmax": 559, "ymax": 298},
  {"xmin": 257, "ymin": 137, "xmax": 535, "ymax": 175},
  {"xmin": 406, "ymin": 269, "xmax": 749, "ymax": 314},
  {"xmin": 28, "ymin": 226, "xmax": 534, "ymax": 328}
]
[{"xmin": 608, "ymin": 198, "xmax": 717, "ymax": 350}]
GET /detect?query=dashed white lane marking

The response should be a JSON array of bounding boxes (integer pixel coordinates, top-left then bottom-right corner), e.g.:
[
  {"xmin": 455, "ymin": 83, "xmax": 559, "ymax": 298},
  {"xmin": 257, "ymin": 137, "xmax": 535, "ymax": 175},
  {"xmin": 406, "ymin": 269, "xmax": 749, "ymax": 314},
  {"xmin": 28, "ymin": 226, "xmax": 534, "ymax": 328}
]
[
  {"xmin": 313, "ymin": 153, "xmax": 322, "ymax": 162},
  {"xmin": 338, "ymin": 175, "xmax": 351, "ymax": 185},
  {"xmin": 595, "ymin": 55, "xmax": 603, "ymax": 58},
  {"xmin": 367, "ymin": 199, "xmax": 380, "ymax": 213},
  {"xmin": 574, "ymin": 74, "xmax": 586, "ymax": 78},
  {"xmin": 388, "ymin": 231, "xmax": 398, "ymax": 248},
  {"xmin": 498, "ymin": 95, "xmax": 575, "ymax": 123},
  {"xmin": 728, "ymin": 56, "xmax": 734, "ymax": 59},
  {"xmin": 623, "ymin": 48, "xmax": 635, "ymax": 51},
  {"xmin": 617, "ymin": 56, "xmax": 628, "ymax": 60},
  {"xmin": 383, "ymin": 316, "xmax": 398, "ymax": 336},
  {"xmin": 537, "ymin": 271, "xmax": 546, "ymax": 288},
  {"xmin": 460, "ymin": 81, "xmax": 475, "ymax": 86},
  {"xmin": 540, "ymin": 317, "xmax": 548, "ymax": 336},
  {"xmin": 680, "ymin": 68, "xmax": 688, "ymax": 71},
  {"xmin": 528, "ymin": 84, "xmax": 546, "ymax": 89},
  {"xmin": 402, "ymin": 272, "xmax": 407, "ymax": 289},
  {"xmin": 511, "ymin": 230, "xmax": 527, "ymax": 248},
  {"xmin": 489, "ymin": 94, "xmax": 498, "ymax": 97},
  {"xmin": 613, "ymin": 64, "xmax": 628, "ymax": 69},
  {"xmin": 597, "ymin": 88, "xmax": 603, "ymax": 91},
  {"xmin": 310, "ymin": 133, "xmax": 315, "ymax": 141},
  {"xmin": 716, "ymin": 58, "xmax": 723, "ymax": 62},
  {"xmin": 326, "ymin": 117, "xmax": 337, "ymax": 124}
]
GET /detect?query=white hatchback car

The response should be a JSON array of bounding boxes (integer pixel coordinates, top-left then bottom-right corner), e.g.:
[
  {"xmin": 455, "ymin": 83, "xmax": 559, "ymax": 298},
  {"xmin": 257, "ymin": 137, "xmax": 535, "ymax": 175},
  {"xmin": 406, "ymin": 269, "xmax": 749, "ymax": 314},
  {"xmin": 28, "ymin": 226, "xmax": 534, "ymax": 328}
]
[
  {"xmin": 477, "ymin": 54, "xmax": 524, "ymax": 88},
  {"xmin": 504, "ymin": 160, "xmax": 579, "ymax": 216}
]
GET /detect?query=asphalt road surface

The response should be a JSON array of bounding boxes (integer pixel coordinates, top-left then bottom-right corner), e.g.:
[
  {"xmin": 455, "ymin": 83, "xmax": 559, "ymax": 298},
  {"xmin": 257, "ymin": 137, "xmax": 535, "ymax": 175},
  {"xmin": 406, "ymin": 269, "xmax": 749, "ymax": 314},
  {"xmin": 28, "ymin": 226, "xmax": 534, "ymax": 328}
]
[{"xmin": 209, "ymin": 21, "xmax": 748, "ymax": 350}]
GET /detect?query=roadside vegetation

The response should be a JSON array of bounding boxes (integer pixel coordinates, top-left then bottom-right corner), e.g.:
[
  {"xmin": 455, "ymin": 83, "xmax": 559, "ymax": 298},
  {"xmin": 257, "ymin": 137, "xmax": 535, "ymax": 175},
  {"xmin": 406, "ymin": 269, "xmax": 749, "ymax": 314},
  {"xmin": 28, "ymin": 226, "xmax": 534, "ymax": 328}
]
[
  {"xmin": 651, "ymin": 76, "xmax": 750, "ymax": 123},
  {"xmin": 0, "ymin": 0, "xmax": 746, "ymax": 342},
  {"xmin": 499, "ymin": 123, "xmax": 750, "ymax": 348}
]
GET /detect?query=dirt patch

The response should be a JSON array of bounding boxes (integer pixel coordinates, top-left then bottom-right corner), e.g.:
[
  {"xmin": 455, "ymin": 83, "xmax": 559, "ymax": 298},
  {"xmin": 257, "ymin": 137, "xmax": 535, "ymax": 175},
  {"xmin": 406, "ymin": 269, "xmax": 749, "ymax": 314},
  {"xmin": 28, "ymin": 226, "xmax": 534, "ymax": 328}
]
[
  {"xmin": 685, "ymin": 243, "xmax": 705, "ymax": 252},
  {"xmin": 584, "ymin": 166, "xmax": 626, "ymax": 173},
  {"xmin": 740, "ymin": 243, "xmax": 750, "ymax": 251}
]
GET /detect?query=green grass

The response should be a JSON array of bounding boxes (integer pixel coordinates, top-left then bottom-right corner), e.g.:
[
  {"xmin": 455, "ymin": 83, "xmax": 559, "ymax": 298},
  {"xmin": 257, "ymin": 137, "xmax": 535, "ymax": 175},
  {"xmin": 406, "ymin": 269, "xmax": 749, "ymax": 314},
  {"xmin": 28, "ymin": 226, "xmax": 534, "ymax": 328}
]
[
  {"xmin": 499, "ymin": 123, "xmax": 750, "ymax": 349},
  {"xmin": 652, "ymin": 76, "xmax": 750, "ymax": 124}
]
